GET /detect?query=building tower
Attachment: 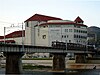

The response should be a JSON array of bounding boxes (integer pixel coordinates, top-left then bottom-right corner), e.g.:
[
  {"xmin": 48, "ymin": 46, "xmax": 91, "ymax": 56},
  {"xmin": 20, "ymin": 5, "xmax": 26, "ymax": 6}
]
[{"xmin": 24, "ymin": 14, "xmax": 62, "ymax": 46}]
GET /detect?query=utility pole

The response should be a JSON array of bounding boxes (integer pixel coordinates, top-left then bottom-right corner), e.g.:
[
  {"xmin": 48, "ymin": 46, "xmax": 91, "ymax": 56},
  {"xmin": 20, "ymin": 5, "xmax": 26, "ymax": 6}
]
[
  {"xmin": 4, "ymin": 27, "xmax": 6, "ymax": 44},
  {"xmin": 22, "ymin": 22, "xmax": 24, "ymax": 52}
]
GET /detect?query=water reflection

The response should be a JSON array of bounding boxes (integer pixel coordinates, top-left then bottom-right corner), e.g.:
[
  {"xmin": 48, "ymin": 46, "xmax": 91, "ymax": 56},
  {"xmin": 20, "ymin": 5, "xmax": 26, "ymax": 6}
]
[
  {"xmin": 0, "ymin": 69, "xmax": 100, "ymax": 75},
  {"xmin": 23, "ymin": 69, "xmax": 100, "ymax": 75}
]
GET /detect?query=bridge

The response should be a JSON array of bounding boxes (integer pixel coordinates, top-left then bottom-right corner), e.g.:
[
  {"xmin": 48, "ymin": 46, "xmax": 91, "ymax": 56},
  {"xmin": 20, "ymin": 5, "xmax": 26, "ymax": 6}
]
[
  {"xmin": 0, "ymin": 42, "xmax": 95, "ymax": 74},
  {"xmin": 0, "ymin": 43, "xmax": 95, "ymax": 53}
]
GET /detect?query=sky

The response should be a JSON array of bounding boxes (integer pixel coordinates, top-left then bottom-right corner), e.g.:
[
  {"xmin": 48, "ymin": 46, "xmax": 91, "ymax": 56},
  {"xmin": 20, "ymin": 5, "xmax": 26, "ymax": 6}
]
[{"xmin": 0, "ymin": 0, "xmax": 100, "ymax": 36}]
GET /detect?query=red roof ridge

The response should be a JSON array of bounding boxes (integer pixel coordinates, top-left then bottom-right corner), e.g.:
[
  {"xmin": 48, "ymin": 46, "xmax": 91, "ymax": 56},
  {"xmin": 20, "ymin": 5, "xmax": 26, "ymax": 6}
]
[
  {"xmin": 74, "ymin": 16, "xmax": 84, "ymax": 23},
  {"xmin": 24, "ymin": 13, "xmax": 62, "ymax": 22},
  {"xmin": 5, "ymin": 30, "xmax": 25, "ymax": 38}
]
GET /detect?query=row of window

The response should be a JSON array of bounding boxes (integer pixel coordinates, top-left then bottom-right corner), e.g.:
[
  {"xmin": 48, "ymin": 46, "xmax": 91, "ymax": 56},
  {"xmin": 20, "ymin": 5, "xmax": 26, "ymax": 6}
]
[
  {"xmin": 49, "ymin": 25, "xmax": 87, "ymax": 28},
  {"xmin": 65, "ymin": 29, "xmax": 72, "ymax": 32},
  {"xmin": 42, "ymin": 35, "xmax": 86, "ymax": 44},
  {"xmin": 49, "ymin": 25, "xmax": 74, "ymax": 28},
  {"xmin": 62, "ymin": 35, "xmax": 69, "ymax": 38},
  {"xmin": 62, "ymin": 35, "xmax": 87, "ymax": 39},
  {"xmin": 74, "ymin": 35, "xmax": 87, "ymax": 39},
  {"xmin": 65, "ymin": 29, "xmax": 87, "ymax": 33},
  {"xmin": 65, "ymin": 40, "xmax": 86, "ymax": 44},
  {"xmin": 74, "ymin": 29, "xmax": 87, "ymax": 33},
  {"xmin": 76, "ymin": 40, "xmax": 86, "ymax": 44},
  {"xmin": 42, "ymin": 35, "xmax": 86, "ymax": 40}
]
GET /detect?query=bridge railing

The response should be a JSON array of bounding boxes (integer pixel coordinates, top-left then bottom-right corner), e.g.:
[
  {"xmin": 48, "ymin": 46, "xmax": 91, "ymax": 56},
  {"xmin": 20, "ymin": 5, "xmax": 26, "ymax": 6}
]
[
  {"xmin": 0, "ymin": 43, "xmax": 65, "ymax": 53},
  {"xmin": 0, "ymin": 43, "xmax": 96, "ymax": 53}
]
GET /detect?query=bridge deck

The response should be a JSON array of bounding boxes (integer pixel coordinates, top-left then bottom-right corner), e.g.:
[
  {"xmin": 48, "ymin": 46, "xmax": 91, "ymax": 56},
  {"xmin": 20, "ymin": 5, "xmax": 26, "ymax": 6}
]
[{"xmin": 0, "ymin": 43, "xmax": 95, "ymax": 53}]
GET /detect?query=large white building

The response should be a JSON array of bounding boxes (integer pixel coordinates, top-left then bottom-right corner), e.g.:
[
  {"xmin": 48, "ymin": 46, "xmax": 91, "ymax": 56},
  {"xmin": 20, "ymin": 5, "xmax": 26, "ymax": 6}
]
[{"xmin": 24, "ymin": 14, "xmax": 87, "ymax": 47}]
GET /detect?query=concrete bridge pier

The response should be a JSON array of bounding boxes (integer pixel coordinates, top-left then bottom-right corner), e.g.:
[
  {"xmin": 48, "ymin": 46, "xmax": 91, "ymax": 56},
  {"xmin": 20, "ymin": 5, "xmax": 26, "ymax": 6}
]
[
  {"xmin": 75, "ymin": 53, "xmax": 87, "ymax": 63},
  {"xmin": 52, "ymin": 53, "xmax": 66, "ymax": 71},
  {"xmin": 4, "ymin": 52, "xmax": 24, "ymax": 74}
]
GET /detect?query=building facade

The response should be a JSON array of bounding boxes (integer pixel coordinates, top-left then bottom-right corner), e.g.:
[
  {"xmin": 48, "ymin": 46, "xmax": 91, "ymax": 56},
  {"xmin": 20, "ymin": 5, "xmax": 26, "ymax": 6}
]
[
  {"xmin": 24, "ymin": 14, "xmax": 62, "ymax": 46},
  {"xmin": 24, "ymin": 14, "xmax": 88, "ymax": 47}
]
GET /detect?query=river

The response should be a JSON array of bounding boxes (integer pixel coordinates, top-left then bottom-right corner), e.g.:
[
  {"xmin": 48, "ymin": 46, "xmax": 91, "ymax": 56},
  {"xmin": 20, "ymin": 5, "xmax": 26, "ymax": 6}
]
[
  {"xmin": 0, "ymin": 68, "xmax": 100, "ymax": 75},
  {"xmin": 23, "ymin": 69, "xmax": 100, "ymax": 75}
]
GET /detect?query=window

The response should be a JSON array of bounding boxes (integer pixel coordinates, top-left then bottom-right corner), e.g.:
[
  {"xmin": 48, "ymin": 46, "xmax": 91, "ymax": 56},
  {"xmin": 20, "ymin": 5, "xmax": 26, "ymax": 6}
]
[
  {"xmin": 65, "ymin": 29, "xmax": 68, "ymax": 32},
  {"xmin": 74, "ymin": 35, "xmax": 76, "ymax": 38},
  {"xmin": 43, "ymin": 26, "xmax": 46, "ymax": 28},
  {"xmin": 79, "ymin": 35, "xmax": 80, "ymax": 38},
  {"xmin": 80, "ymin": 30, "xmax": 82, "ymax": 33},
  {"xmin": 85, "ymin": 31, "xmax": 87, "ymax": 33},
  {"xmin": 77, "ymin": 30, "xmax": 78, "ymax": 33},
  {"xmin": 26, "ymin": 22, "xmax": 29, "ymax": 27},
  {"xmin": 64, "ymin": 35, "xmax": 66, "ymax": 38},
  {"xmin": 69, "ymin": 29, "xmax": 72, "ymax": 32},
  {"xmin": 69, "ymin": 40, "xmax": 71, "ymax": 43},
  {"xmin": 74, "ymin": 29, "xmax": 76, "ymax": 32},
  {"xmin": 76, "ymin": 35, "xmax": 78, "ymax": 38},
  {"xmin": 42, "ymin": 35, "xmax": 46, "ymax": 39},
  {"xmin": 79, "ymin": 30, "xmax": 80, "ymax": 33},
  {"xmin": 62, "ymin": 35, "xmax": 66, "ymax": 38}
]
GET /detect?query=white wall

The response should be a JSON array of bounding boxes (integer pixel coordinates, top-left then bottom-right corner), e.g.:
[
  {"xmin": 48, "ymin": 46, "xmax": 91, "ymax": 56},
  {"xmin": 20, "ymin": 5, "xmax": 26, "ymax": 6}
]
[
  {"xmin": 48, "ymin": 26, "xmax": 61, "ymax": 46},
  {"xmin": 25, "ymin": 21, "xmax": 38, "ymax": 45},
  {"xmin": 35, "ymin": 26, "xmax": 49, "ymax": 46}
]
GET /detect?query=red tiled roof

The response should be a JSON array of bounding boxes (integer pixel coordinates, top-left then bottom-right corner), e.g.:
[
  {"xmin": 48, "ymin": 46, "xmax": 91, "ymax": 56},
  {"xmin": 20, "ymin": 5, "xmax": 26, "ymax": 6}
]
[
  {"xmin": 5, "ymin": 30, "xmax": 25, "ymax": 38},
  {"xmin": 39, "ymin": 22, "xmax": 87, "ymax": 27},
  {"xmin": 74, "ymin": 16, "xmax": 84, "ymax": 23},
  {"xmin": 25, "ymin": 14, "xmax": 62, "ymax": 22},
  {"xmin": 0, "ymin": 40, "xmax": 15, "ymax": 43}
]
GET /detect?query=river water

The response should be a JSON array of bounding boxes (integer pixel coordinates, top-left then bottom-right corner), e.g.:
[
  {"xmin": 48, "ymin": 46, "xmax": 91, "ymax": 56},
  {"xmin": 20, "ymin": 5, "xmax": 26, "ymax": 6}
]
[
  {"xmin": 0, "ymin": 69, "xmax": 100, "ymax": 75},
  {"xmin": 23, "ymin": 69, "xmax": 100, "ymax": 75}
]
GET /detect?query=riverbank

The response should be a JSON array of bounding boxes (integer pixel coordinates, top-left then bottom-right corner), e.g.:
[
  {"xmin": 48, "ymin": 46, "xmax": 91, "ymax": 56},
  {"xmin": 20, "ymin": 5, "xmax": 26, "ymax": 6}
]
[{"xmin": 1, "ymin": 58, "xmax": 100, "ymax": 69}]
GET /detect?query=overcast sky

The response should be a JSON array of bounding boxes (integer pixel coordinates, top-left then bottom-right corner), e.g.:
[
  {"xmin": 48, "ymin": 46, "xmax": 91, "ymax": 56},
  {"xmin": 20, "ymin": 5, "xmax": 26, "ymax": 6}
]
[{"xmin": 0, "ymin": 0, "xmax": 100, "ymax": 36}]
